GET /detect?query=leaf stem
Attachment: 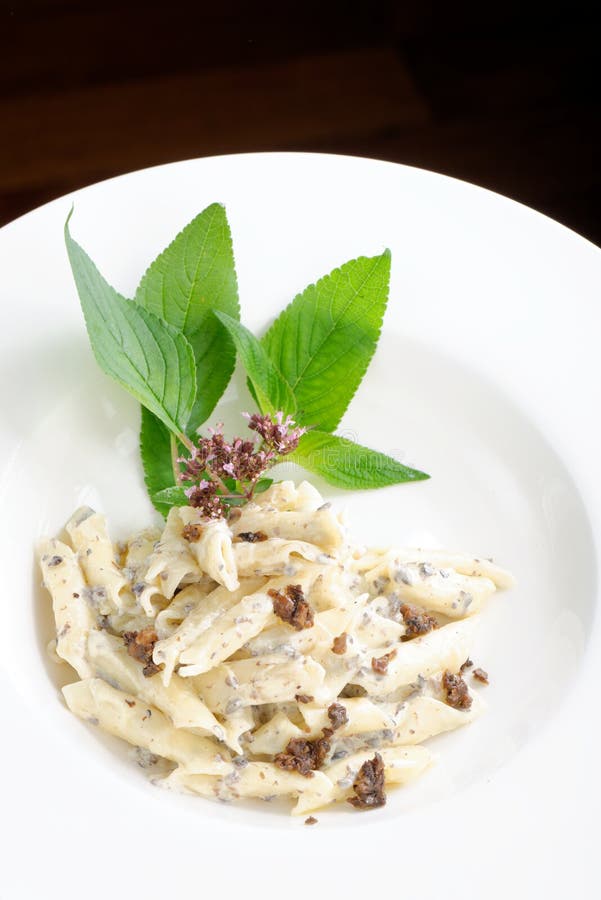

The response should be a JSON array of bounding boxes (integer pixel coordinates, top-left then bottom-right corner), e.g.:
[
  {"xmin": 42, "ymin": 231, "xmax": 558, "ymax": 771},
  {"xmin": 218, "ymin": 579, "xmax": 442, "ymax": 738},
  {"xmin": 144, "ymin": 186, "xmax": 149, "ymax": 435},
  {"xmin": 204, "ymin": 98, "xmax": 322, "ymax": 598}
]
[
  {"xmin": 206, "ymin": 469, "xmax": 230, "ymax": 495},
  {"xmin": 177, "ymin": 432, "xmax": 195, "ymax": 453},
  {"xmin": 170, "ymin": 434, "xmax": 180, "ymax": 484}
]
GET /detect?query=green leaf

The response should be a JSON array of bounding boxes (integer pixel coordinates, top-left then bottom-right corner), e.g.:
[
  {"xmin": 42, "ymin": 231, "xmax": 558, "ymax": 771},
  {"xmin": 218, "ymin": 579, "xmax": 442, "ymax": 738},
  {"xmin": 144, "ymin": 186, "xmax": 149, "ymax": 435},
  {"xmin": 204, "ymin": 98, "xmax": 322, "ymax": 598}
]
[
  {"xmin": 253, "ymin": 478, "xmax": 274, "ymax": 494},
  {"xmin": 186, "ymin": 314, "xmax": 236, "ymax": 431},
  {"xmin": 134, "ymin": 203, "xmax": 239, "ymax": 431},
  {"xmin": 152, "ymin": 485, "xmax": 190, "ymax": 508},
  {"xmin": 290, "ymin": 430, "xmax": 429, "ymax": 490},
  {"xmin": 140, "ymin": 407, "xmax": 176, "ymax": 516},
  {"xmin": 215, "ymin": 312, "xmax": 296, "ymax": 416},
  {"xmin": 65, "ymin": 214, "xmax": 196, "ymax": 435},
  {"xmin": 139, "ymin": 318, "xmax": 227, "ymax": 514},
  {"xmin": 262, "ymin": 252, "xmax": 391, "ymax": 431}
]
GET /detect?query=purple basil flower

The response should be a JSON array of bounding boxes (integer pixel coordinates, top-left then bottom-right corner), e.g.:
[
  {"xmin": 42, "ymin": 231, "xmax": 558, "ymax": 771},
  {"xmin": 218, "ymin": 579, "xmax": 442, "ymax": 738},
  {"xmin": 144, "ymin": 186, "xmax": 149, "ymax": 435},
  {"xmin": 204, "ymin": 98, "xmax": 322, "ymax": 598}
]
[
  {"xmin": 184, "ymin": 481, "xmax": 227, "ymax": 519},
  {"xmin": 244, "ymin": 411, "xmax": 306, "ymax": 454},
  {"xmin": 178, "ymin": 411, "xmax": 307, "ymax": 519}
]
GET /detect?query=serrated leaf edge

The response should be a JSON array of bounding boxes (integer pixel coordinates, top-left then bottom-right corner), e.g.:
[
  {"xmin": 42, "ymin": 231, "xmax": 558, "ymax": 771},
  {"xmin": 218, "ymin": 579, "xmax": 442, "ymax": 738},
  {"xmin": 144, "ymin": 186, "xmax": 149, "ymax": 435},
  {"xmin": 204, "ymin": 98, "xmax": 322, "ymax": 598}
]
[{"xmin": 261, "ymin": 250, "xmax": 391, "ymax": 429}]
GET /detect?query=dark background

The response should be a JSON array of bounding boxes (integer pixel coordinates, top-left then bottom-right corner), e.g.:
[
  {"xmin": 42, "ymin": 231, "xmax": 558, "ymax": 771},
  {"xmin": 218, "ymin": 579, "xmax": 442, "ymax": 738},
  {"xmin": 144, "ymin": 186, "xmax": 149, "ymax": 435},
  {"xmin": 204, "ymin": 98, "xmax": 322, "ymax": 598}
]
[{"xmin": 1, "ymin": 1, "xmax": 599, "ymax": 244}]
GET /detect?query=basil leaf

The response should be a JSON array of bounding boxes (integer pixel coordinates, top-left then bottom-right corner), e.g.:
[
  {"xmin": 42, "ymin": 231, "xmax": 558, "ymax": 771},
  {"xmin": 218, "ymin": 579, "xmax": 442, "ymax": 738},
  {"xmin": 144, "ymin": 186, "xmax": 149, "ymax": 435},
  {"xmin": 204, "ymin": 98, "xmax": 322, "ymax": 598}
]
[
  {"xmin": 152, "ymin": 485, "xmax": 190, "ymax": 507},
  {"xmin": 65, "ymin": 215, "xmax": 196, "ymax": 436},
  {"xmin": 262, "ymin": 252, "xmax": 391, "ymax": 431},
  {"xmin": 134, "ymin": 203, "xmax": 239, "ymax": 431},
  {"xmin": 140, "ymin": 407, "xmax": 176, "ymax": 516},
  {"xmin": 139, "ymin": 312, "xmax": 236, "ymax": 448},
  {"xmin": 253, "ymin": 478, "xmax": 274, "ymax": 494},
  {"xmin": 215, "ymin": 312, "xmax": 296, "ymax": 416},
  {"xmin": 291, "ymin": 430, "xmax": 429, "ymax": 489}
]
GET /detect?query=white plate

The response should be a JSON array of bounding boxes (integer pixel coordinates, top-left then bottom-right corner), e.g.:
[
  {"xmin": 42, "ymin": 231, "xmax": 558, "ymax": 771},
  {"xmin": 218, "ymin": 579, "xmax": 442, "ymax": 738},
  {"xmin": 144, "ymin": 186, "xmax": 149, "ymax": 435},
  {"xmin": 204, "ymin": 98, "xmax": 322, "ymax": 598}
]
[{"xmin": 0, "ymin": 153, "xmax": 599, "ymax": 900}]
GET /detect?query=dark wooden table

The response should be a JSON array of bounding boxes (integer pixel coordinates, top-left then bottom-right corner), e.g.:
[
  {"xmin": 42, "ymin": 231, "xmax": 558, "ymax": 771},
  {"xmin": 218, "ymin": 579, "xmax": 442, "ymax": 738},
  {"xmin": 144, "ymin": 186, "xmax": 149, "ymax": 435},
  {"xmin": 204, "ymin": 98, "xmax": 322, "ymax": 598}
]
[{"xmin": 1, "ymin": 1, "xmax": 599, "ymax": 244}]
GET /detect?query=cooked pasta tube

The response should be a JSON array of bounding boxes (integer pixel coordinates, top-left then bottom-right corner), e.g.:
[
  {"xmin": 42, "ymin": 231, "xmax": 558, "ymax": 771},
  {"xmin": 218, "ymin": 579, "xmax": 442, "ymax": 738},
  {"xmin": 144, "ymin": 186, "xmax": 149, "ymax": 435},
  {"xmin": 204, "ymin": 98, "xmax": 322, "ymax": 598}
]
[
  {"xmin": 123, "ymin": 527, "xmax": 163, "ymax": 615},
  {"xmin": 364, "ymin": 558, "xmax": 496, "ymax": 618},
  {"xmin": 233, "ymin": 538, "xmax": 327, "ymax": 577},
  {"xmin": 63, "ymin": 679, "xmax": 231, "ymax": 774},
  {"xmin": 144, "ymin": 507, "xmax": 201, "ymax": 599},
  {"xmin": 318, "ymin": 745, "xmax": 432, "ymax": 808},
  {"xmin": 86, "ymin": 630, "xmax": 225, "ymax": 738},
  {"xmin": 195, "ymin": 655, "xmax": 326, "ymax": 714},
  {"xmin": 232, "ymin": 507, "xmax": 344, "ymax": 553},
  {"xmin": 178, "ymin": 508, "xmax": 238, "ymax": 591},
  {"xmin": 352, "ymin": 619, "xmax": 476, "ymax": 695},
  {"xmin": 39, "ymin": 539, "xmax": 94, "ymax": 678},
  {"xmin": 152, "ymin": 579, "xmax": 265, "ymax": 686},
  {"xmin": 164, "ymin": 762, "xmax": 334, "ymax": 811},
  {"xmin": 66, "ymin": 508, "xmax": 127, "ymax": 613}
]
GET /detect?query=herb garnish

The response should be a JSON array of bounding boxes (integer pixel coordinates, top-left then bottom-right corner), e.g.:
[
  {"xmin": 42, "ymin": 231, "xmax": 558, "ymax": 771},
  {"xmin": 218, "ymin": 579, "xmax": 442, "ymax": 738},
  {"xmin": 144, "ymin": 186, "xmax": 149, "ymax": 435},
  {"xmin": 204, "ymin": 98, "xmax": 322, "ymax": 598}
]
[
  {"xmin": 162, "ymin": 413, "xmax": 305, "ymax": 518},
  {"xmin": 65, "ymin": 203, "xmax": 428, "ymax": 517},
  {"xmin": 262, "ymin": 251, "xmax": 391, "ymax": 432}
]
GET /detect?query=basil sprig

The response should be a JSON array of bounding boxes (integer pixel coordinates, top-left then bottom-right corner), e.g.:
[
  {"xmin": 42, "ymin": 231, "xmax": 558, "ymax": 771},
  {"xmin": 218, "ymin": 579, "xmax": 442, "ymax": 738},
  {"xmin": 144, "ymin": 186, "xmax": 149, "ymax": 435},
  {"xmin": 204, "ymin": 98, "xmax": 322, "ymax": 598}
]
[{"xmin": 66, "ymin": 203, "xmax": 428, "ymax": 515}]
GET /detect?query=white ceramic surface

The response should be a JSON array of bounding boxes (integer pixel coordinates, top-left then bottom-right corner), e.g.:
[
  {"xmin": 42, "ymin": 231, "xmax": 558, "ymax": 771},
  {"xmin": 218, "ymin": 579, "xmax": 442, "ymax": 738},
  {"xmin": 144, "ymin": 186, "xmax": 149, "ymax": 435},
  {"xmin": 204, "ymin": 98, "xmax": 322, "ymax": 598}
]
[{"xmin": 0, "ymin": 153, "xmax": 599, "ymax": 900}]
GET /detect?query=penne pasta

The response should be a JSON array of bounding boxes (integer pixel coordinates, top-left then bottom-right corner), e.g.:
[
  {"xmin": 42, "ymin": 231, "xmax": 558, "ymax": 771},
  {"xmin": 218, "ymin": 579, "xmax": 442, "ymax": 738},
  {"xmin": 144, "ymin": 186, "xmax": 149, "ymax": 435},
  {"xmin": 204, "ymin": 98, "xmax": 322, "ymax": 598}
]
[
  {"xmin": 353, "ymin": 619, "xmax": 477, "ymax": 696},
  {"xmin": 40, "ymin": 479, "xmax": 512, "ymax": 815},
  {"xmin": 66, "ymin": 507, "xmax": 127, "ymax": 614},
  {"xmin": 152, "ymin": 579, "xmax": 265, "ymax": 686},
  {"xmin": 195, "ymin": 655, "xmax": 326, "ymax": 714},
  {"xmin": 39, "ymin": 539, "xmax": 94, "ymax": 678},
  {"xmin": 86, "ymin": 630, "xmax": 225, "ymax": 738},
  {"xmin": 63, "ymin": 679, "xmax": 231, "ymax": 774},
  {"xmin": 232, "ymin": 507, "xmax": 344, "ymax": 553},
  {"xmin": 178, "ymin": 509, "xmax": 239, "ymax": 591}
]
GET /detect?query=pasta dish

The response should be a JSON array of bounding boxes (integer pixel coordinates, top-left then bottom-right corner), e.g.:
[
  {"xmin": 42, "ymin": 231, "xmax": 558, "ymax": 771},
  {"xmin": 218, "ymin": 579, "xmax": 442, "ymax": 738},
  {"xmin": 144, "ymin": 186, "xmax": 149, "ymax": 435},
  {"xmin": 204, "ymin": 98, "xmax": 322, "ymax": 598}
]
[{"xmin": 39, "ymin": 480, "xmax": 512, "ymax": 815}]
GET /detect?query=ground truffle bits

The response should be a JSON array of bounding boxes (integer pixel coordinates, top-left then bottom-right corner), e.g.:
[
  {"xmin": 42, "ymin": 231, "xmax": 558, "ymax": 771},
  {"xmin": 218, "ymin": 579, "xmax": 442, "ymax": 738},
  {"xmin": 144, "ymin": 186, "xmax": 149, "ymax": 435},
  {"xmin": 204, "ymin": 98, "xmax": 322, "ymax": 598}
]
[
  {"xmin": 348, "ymin": 753, "xmax": 386, "ymax": 810},
  {"xmin": 331, "ymin": 632, "xmax": 348, "ymax": 655},
  {"xmin": 473, "ymin": 667, "xmax": 489, "ymax": 684},
  {"xmin": 123, "ymin": 628, "xmax": 162, "ymax": 678},
  {"xmin": 327, "ymin": 702, "xmax": 348, "ymax": 731},
  {"xmin": 274, "ymin": 705, "xmax": 344, "ymax": 777},
  {"xmin": 371, "ymin": 649, "xmax": 397, "ymax": 675},
  {"xmin": 182, "ymin": 523, "xmax": 203, "ymax": 543},
  {"xmin": 235, "ymin": 531, "xmax": 268, "ymax": 543},
  {"xmin": 274, "ymin": 735, "xmax": 330, "ymax": 777},
  {"xmin": 442, "ymin": 670, "xmax": 472, "ymax": 710},
  {"xmin": 400, "ymin": 604, "xmax": 438, "ymax": 639},
  {"xmin": 269, "ymin": 584, "xmax": 314, "ymax": 630}
]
